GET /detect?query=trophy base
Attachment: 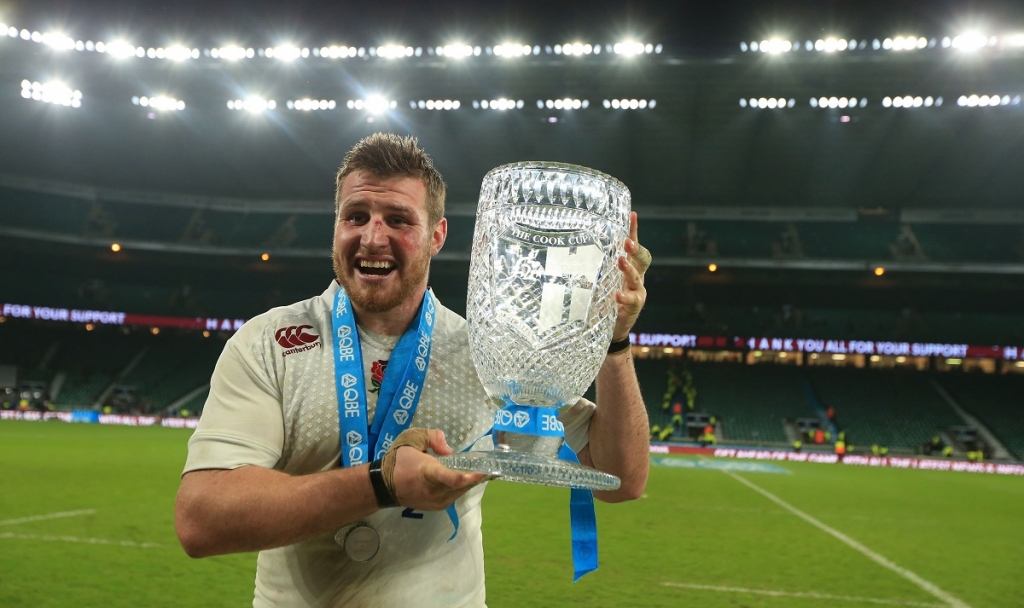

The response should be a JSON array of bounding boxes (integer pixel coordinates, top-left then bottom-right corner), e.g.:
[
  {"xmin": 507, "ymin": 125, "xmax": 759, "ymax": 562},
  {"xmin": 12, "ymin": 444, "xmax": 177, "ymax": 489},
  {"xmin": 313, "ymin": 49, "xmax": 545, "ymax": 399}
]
[{"xmin": 437, "ymin": 450, "xmax": 621, "ymax": 491}]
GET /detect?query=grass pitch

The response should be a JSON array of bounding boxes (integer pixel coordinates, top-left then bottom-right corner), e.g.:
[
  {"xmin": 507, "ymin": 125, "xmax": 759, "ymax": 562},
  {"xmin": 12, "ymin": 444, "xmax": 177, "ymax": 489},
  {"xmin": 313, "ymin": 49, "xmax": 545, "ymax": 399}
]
[{"xmin": 1, "ymin": 420, "xmax": 1021, "ymax": 607}]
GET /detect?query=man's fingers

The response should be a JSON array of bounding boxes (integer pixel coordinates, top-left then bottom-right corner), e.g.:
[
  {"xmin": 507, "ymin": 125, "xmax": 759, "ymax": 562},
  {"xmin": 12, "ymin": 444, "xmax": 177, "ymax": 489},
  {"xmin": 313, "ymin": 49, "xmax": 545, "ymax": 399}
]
[
  {"xmin": 425, "ymin": 429, "xmax": 452, "ymax": 456},
  {"xmin": 616, "ymin": 289, "xmax": 645, "ymax": 310},
  {"xmin": 629, "ymin": 211, "xmax": 639, "ymax": 243},
  {"xmin": 425, "ymin": 462, "xmax": 485, "ymax": 489},
  {"xmin": 631, "ymin": 244, "xmax": 652, "ymax": 275},
  {"xmin": 391, "ymin": 428, "xmax": 432, "ymax": 452},
  {"xmin": 618, "ymin": 254, "xmax": 645, "ymax": 289}
]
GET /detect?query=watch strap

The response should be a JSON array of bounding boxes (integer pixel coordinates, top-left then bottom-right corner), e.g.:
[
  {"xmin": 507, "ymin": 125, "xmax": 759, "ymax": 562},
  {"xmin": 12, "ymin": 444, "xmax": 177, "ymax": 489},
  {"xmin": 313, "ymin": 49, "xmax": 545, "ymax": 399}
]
[{"xmin": 368, "ymin": 458, "xmax": 398, "ymax": 508}]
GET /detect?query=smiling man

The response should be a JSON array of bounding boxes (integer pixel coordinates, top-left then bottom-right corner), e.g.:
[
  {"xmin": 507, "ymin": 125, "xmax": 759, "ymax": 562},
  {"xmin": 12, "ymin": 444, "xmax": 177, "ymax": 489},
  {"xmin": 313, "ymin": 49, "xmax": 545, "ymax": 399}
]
[{"xmin": 174, "ymin": 133, "xmax": 651, "ymax": 607}]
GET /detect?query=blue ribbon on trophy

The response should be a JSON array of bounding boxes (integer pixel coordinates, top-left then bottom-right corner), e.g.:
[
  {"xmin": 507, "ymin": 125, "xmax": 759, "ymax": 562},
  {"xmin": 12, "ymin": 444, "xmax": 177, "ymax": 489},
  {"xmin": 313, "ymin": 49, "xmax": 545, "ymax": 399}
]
[{"xmin": 491, "ymin": 400, "xmax": 599, "ymax": 582}]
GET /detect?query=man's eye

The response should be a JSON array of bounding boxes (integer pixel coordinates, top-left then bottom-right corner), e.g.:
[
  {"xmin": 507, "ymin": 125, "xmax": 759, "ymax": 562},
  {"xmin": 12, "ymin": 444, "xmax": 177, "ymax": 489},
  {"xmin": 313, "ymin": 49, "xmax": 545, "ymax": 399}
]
[
  {"xmin": 388, "ymin": 217, "xmax": 409, "ymax": 226},
  {"xmin": 347, "ymin": 213, "xmax": 368, "ymax": 224}
]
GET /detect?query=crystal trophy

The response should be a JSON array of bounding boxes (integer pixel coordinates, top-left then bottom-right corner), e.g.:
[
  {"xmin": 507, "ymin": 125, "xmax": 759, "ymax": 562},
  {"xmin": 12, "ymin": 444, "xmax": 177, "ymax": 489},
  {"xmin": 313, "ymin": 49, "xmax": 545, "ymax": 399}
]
[{"xmin": 438, "ymin": 162, "xmax": 630, "ymax": 491}]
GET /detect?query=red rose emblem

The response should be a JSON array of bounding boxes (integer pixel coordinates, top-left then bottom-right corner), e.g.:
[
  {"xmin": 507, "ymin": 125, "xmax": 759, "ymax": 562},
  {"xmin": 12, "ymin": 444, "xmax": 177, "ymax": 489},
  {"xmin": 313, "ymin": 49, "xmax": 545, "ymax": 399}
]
[{"xmin": 369, "ymin": 360, "xmax": 388, "ymax": 394}]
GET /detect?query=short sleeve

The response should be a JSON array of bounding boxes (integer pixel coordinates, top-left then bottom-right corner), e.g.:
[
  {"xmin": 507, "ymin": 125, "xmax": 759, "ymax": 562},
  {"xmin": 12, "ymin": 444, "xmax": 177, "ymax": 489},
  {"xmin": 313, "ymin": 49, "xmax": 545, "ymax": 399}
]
[
  {"xmin": 183, "ymin": 327, "xmax": 286, "ymax": 474},
  {"xmin": 559, "ymin": 397, "xmax": 595, "ymax": 454}
]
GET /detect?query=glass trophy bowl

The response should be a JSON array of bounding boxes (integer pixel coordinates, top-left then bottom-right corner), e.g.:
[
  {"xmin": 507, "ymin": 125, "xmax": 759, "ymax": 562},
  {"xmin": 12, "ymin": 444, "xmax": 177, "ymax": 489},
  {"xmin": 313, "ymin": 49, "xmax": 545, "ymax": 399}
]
[{"xmin": 438, "ymin": 162, "xmax": 630, "ymax": 491}]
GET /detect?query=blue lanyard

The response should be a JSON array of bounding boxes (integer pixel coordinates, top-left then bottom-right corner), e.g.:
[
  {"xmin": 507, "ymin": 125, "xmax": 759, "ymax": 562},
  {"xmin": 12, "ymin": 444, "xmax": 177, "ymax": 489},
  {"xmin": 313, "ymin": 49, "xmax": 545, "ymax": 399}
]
[
  {"xmin": 493, "ymin": 399, "xmax": 600, "ymax": 582},
  {"xmin": 331, "ymin": 286, "xmax": 435, "ymax": 468}
]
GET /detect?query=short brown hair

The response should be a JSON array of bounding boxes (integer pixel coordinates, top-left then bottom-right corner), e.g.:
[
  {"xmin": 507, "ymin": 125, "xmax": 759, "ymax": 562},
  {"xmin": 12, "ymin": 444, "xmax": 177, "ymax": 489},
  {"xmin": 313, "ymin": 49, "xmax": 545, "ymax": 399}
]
[{"xmin": 335, "ymin": 133, "xmax": 446, "ymax": 226}]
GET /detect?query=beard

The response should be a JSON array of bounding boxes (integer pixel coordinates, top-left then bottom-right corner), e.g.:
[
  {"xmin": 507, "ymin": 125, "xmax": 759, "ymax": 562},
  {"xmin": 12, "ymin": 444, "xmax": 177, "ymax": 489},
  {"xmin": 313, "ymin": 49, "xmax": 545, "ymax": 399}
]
[{"xmin": 332, "ymin": 242, "xmax": 431, "ymax": 314}]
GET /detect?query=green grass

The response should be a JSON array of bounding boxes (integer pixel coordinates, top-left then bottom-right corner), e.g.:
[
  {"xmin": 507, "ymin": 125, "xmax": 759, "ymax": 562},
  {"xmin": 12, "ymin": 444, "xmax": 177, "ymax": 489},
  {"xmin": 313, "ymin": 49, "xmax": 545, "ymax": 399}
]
[{"xmin": 1, "ymin": 420, "xmax": 1021, "ymax": 607}]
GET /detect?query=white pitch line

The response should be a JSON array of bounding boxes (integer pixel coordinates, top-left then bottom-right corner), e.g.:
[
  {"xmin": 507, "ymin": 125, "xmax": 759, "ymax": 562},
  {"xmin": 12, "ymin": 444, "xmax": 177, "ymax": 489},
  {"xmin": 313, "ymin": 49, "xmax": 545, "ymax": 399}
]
[
  {"xmin": 0, "ymin": 509, "xmax": 97, "ymax": 526},
  {"xmin": 725, "ymin": 472, "xmax": 971, "ymax": 608},
  {"xmin": 661, "ymin": 582, "xmax": 946, "ymax": 607},
  {"xmin": 0, "ymin": 532, "xmax": 160, "ymax": 548}
]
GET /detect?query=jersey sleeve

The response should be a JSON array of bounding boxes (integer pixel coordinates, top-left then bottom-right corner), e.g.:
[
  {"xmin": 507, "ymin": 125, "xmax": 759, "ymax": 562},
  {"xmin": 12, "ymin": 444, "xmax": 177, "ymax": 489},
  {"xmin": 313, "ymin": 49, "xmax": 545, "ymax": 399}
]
[
  {"xmin": 183, "ymin": 324, "xmax": 285, "ymax": 474},
  {"xmin": 559, "ymin": 397, "xmax": 595, "ymax": 453}
]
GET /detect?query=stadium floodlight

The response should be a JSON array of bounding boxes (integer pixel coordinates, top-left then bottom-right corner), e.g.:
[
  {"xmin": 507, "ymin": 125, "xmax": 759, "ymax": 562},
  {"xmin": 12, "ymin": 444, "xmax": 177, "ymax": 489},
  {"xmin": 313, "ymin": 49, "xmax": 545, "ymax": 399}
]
[
  {"xmin": 494, "ymin": 42, "xmax": 532, "ymax": 57},
  {"xmin": 413, "ymin": 99, "xmax": 460, "ymax": 110},
  {"xmin": 375, "ymin": 44, "xmax": 414, "ymax": 58},
  {"xmin": 164, "ymin": 45, "xmax": 197, "ymax": 61},
  {"xmin": 286, "ymin": 98, "xmax": 335, "ymax": 111},
  {"xmin": 104, "ymin": 39, "xmax": 139, "ymax": 58},
  {"xmin": 441, "ymin": 43, "xmax": 474, "ymax": 58},
  {"xmin": 476, "ymin": 98, "xmax": 522, "ymax": 110},
  {"xmin": 41, "ymin": 31, "xmax": 75, "ymax": 50},
  {"xmin": 606, "ymin": 98, "xmax": 655, "ymax": 110},
  {"xmin": 745, "ymin": 97, "xmax": 794, "ymax": 109},
  {"xmin": 758, "ymin": 38, "xmax": 793, "ymax": 54},
  {"xmin": 542, "ymin": 98, "xmax": 588, "ymax": 110},
  {"xmin": 132, "ymin": 95, "xmax": 184, "ymax": 111},
  {"xmin": 320, "ymin": 45, "xmax": 358, "ymax": 58},
  {"xmin": 21, "ymin": 80, "xmax": 82, "ymax": 107},
  {"xmin": 212, "ymin": 45, "xmax": 250, "ymax": 60},
  {"xmin": 1004, "ymin": 33, "xmax": 1024, "ymax": 47},
  {"xmin": 956, "ymin": 93, "xmax": 1012, "ymax": 107},
  {"xmin": 346, "ymin": 95, "xmax": 397, "ymax": 113},
  {"xmin": 267, "ymin": 45, "xmax": 301, "ymax": 60},
  {"xmin": 888, "ymin": 35, "xmax": 927, "ymax": 51},
  {"xmin": 613, "ymin": 41, "xmax": 646, "ymax": 56},
  {"xmin": 557, "ymin": 42, "xmax": 594, "ymax": 56},
  {"xmin": 951, "ymin": 32, "xmax": 991, "ymax": 51},
  {"xmin": 227, "ymin": 96, "xmax": 275, "ymax": 112}
]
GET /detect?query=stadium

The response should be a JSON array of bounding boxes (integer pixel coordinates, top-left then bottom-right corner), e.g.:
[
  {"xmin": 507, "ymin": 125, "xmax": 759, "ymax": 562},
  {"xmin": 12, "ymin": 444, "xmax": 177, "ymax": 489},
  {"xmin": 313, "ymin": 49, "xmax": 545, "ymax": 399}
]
[{"xmin": 1, "ymin": 1, "xmax": 1023, "ymax": 606}]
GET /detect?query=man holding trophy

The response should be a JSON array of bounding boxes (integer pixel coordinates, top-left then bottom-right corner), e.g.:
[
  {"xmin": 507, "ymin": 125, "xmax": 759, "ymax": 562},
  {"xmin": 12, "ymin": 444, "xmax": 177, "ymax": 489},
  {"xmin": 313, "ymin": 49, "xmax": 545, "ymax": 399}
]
[{"xmin": 175, "ymin": 133, "xmax": 651, "ymax": 607}]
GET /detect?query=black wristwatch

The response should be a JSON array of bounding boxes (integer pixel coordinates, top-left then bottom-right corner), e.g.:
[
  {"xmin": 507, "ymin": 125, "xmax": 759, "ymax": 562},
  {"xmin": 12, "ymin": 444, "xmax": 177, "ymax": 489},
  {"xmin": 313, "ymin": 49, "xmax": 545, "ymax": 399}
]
[{"xmin": 368, "ymin": 459, "xmax": 398, "ymax": 508}]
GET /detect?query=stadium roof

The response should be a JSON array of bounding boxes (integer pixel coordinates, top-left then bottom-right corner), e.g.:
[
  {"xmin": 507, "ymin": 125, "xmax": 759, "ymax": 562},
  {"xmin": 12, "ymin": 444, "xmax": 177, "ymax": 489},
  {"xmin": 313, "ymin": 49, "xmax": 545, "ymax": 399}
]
[{"xmin": 3, "ymin": 0, "xmax": 1024, "ymax": 210}]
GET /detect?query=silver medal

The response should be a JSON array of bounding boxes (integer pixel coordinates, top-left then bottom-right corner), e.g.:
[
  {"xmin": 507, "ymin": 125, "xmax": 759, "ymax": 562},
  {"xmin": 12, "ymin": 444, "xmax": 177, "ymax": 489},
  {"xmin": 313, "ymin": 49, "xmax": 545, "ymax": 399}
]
[{"xmin": 337, "ymin": 523, "xmax": 380, "ymax": 562}]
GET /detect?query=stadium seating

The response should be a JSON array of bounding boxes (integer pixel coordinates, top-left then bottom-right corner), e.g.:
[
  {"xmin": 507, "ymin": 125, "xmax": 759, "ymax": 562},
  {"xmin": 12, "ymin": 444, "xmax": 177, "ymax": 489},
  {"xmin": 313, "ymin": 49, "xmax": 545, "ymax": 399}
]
[
  {"xmin": 912, "ymin": 224, "xmax": 1022, "ymax": 263},
  {"xmin": 806, "ymin": 367, "xmax": 963, "ymax": 451},
  {"xmin": 798, "ymin": 222, "xmax": 894, "ymax": 259},
  {"xmin": 118, "ymin": 335, "xmax": 222, "ymax": 412},
  {"xmin": 939, "ymin": 373, "xmax": 1024, "ymax": 460}
]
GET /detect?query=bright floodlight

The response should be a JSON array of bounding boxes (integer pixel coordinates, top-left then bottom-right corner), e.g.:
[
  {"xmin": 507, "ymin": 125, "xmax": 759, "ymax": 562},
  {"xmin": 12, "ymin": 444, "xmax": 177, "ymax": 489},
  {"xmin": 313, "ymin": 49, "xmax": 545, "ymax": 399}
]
[
  {"xmin": 133, "ymin": 95, "xmax": 184, "ymax": 111},
  {"xmin": 760, "ymin": 38, "xmax": 793, "ymax": 54},
  {"xmin": 105, "ymin": 39, "xmax": 138, "ymax": 58},
  {"xmin": 163, "ymin": 45, "xmax": 194, "ymax": 61},
  {"xmin": 321, "ymin": 45, "xmax": 357, "ymax": 58},
  {"xmin": 952, "ymin": 32, "xmax": 990, "ymax": 51},
  {"xmin": 213, "ymin": 45, "xmax": 250, "ymax": 60},
  {"xmin": 268, "ymin": 45, "xmax": 301, "ymax": 60},
  {"xmin": 376, "ymin": 44, "xmax": 413, "ymax": 59},
  {"xmin": 22, "ymin": 80, "xmax": 81, "ymax": 107},
  {"xmin": 287, "ymin": 98, "xmax": 335, "ymax": 111},
  {"xmin": 232, "ymin": 96, "xmax": 273, "ymax": 112},
  {"xmin": 441, "ymin": 43, "xmax": 474, "ymax": 58},
  {"xmin": 364, "ymin": 95, "xmax": 392, "ymax": 113},
  {"xmin": 494, "ymin": 42, "xmax": 531, "ymax": 57},
  {"xmin": 477, "ymin": 98, "xmax": 523, "ymax": 110},
  {"xmin": 613, "ymin": 41, "xmax": 646, "ymax": 56},
  {"xmin": 41, "ymin": 31, "xmax": 75, "ymax": 50}
]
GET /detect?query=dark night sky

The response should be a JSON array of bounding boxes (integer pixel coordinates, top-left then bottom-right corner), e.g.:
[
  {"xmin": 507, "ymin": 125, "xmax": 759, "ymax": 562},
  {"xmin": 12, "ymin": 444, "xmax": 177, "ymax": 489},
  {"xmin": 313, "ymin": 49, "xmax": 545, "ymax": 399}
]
[{"xmin": 5, "ymin": 0, "xmax": 1024, "ymax": 57}]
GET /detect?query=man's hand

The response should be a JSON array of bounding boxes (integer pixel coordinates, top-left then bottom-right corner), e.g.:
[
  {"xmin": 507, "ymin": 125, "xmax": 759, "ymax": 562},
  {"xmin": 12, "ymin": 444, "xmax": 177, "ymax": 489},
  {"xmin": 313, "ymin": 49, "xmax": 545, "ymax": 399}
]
[
  {"xmin": 384, "ymin": 428, "xmax": 485, "ymax": 511},
  {"xmin": 612, "ymin": 211, "xmax": 650, "ymax": 342}
]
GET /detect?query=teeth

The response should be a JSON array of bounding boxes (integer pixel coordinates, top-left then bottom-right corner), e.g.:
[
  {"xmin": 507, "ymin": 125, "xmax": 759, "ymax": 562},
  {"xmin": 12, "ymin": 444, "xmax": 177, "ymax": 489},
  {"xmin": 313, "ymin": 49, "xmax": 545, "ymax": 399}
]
[{"xmin": 359, "ymin": 260, "xmax": 394, "ymax": 269}]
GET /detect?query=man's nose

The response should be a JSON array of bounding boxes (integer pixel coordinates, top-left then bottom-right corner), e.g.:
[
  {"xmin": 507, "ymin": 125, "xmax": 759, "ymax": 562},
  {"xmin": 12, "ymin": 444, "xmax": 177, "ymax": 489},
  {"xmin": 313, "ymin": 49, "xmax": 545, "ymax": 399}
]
[{"xmin": 361, "ymin": 218, "xmax": 388, "ymax": 248}]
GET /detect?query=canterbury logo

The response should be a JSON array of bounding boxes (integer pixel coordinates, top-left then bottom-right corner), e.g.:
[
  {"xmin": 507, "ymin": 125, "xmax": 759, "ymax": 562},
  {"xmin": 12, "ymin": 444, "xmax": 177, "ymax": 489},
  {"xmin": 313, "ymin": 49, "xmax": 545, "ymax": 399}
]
[{"xmin": 275, "ymin": 325, "xmax": 319, "ymax": 348}]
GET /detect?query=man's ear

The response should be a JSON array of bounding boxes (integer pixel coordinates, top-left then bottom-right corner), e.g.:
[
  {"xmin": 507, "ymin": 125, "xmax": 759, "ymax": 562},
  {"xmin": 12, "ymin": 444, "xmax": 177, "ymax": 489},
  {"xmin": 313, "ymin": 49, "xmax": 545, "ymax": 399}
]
[{"xmin": 430, "ymin": 217, "xmax": 447, "ymax": 256}]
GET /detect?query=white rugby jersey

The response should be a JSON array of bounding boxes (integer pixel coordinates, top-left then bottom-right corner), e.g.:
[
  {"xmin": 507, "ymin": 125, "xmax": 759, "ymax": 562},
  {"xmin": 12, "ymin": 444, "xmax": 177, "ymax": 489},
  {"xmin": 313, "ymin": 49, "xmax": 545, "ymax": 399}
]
[{"xmin": 184, "ymin": 282, "xmax": 594, "ymax": 608}]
